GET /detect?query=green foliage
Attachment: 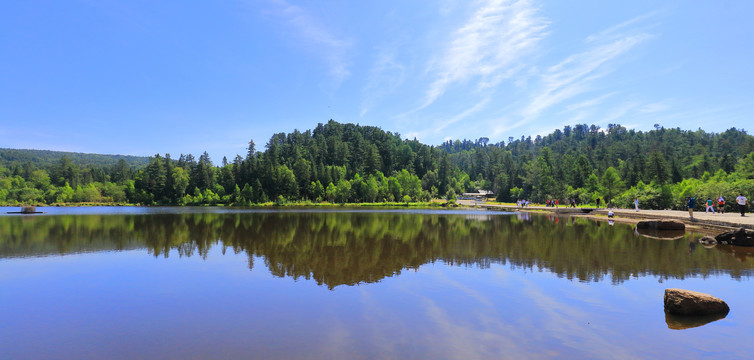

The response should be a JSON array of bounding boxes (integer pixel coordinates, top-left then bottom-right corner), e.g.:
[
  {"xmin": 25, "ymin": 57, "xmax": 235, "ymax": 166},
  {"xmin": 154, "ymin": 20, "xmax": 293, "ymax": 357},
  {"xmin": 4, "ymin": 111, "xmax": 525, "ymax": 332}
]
[
  {"xmin": 2, "ymin": 122, "xmax": 754, "ymax": 207},
  {"xmin": 600, "ymin": 167, "xmax": 624, "ymax": 203},
  {"xmin": 0, "ymin": 148, "xmax": 148, "ymax": 169},
  {"xmin": 735, "ymin": 151, "xmax": 754, "ymax": 179},
  {"xmin": 309, "ymin": 181, "xmax": 325, "ymax": 202},
  {"xmin": 335, "ymin": 179, "xmax": 352, "ymax": 203},
  {"xmin": 446, "ymin": 188, "xmax": 457, "ymax": 205}
]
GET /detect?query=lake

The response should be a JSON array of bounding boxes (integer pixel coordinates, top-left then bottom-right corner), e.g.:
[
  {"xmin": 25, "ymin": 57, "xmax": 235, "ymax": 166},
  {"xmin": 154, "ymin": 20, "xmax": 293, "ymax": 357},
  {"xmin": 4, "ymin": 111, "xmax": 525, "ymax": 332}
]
[{"xmin": 1, "ymin": 207, "xmax": 753, "ymax": 359}]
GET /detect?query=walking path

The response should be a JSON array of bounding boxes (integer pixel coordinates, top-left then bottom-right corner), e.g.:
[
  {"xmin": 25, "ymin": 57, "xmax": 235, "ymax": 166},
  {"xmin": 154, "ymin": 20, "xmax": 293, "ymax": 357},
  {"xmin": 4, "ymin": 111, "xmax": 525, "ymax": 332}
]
[
  {"xmin": 591, "ymin": 208, "xmax": 754, "ymax": 230},
  {"xmin": 459, "ymin": 200, "xmax": 754, "ymax": 231}
]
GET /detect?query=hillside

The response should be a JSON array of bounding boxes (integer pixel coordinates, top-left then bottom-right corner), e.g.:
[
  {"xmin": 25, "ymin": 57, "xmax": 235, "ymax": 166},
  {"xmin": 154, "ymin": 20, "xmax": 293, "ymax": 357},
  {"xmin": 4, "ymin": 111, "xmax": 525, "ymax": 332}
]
[{"xmin": 0, "ymin": 148, "xmax": 149, "ymax": 168}]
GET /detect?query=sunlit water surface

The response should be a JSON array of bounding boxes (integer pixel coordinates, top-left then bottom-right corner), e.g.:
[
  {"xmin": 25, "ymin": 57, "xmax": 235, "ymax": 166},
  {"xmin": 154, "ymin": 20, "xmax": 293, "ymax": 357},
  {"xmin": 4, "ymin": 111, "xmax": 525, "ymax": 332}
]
[{"xmin": 1, "ymin": 207, "xmax": 753, "ymax": 359}]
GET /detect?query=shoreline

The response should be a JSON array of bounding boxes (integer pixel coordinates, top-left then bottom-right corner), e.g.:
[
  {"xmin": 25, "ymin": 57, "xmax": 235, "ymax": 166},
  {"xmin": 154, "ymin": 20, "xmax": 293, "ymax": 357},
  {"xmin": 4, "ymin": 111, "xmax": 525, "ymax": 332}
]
[
  {"xmin": 460, "ymin": 201, "xmax": 753, "ymax": 236},
  {"xmin": 4, "ymin": 201, "xmax": 750, "ymax": 236}
]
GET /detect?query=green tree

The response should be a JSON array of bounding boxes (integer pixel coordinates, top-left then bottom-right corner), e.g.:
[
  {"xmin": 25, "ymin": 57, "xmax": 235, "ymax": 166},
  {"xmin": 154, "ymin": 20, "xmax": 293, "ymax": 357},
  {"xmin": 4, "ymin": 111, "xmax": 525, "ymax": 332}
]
[
  {"xmin": 29, "ymin": 169, "xmax": 51, "ymax": 189},
  {"xmin": 326, "ymin": 182, "xmax": 337, "ymax": 203},
  {"xmin": 395, "ymin": 169, "xmax": 421, "ymax": 201},
  {"xmin": 600, "ymin": 167, "xmax": 625, "ymax": 202},
  {"xmin": 240, "ymin": 184, "xmax": 253, "ymax": 204},
  {"xmin": 293, "ymin": 157, "xmax": 312, "ymax": 198},
  {"xmin": 273, "ymin": 165, "xmax": 298, "ymax": 200},
  {"xmin": 309, "ymin": 181, "xmax": 325, "ymax": 202},
  {"xmin": 646, "ymin": 151, "xmax": 670, "ymax": 184},
  {"xmin": 734, "ymin": 151, "xmax": 754, "ymax": 179},
  {"xmin": 387, "ymin": 177, "xmax": 402, "ymax": 202},
  {"xmin": 171, "ymin": 167, "xmax": 190, "ymax": 200},
  {"xmin": 335, "ymin": 179, "xmax": 351, "ymax": 203}
]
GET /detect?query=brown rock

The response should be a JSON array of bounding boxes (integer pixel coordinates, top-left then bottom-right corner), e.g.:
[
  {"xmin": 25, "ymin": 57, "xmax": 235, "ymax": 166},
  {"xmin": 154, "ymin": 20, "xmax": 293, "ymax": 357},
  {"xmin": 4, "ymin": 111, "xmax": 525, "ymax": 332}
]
[
  {"xmin": 699, "ymin": 236, "xmax": 717, "ymax": 245},
  {"xmin": 664, "ymin": 288, "xmax": 729, "ymax": 316},
  {"xmin": 636, "ymin": 220, "xmax": 685, "ymax": 230},
  {"xmin": 21, "ymin": 206, "xmax": 36, "ymax": 213},
  {"xmin": 715, "ymin": 228, "xmax": 754, "ymax": 246}
]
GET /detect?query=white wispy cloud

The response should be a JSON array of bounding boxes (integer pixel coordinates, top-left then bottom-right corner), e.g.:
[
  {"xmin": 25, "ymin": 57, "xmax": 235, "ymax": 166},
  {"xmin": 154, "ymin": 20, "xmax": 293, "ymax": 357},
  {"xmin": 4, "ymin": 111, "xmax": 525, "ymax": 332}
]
[
  {"xmin": 638, "ymin": 101, "xmax": 754, "ymax": 130},
  {"xmin": 360, "ymin": 46, "xmax": 406, "ymax": 117},
  {"xmin": 436, "ymin": 97, "xmax": 491, "ymax": 132},
  {"xmin": 562, "ymin": 92, "xmax": 618, "ymax": 113},
  {"xmin": 267, "ymin": 0, "xmax": 352, "ymax": 85},
  {"xmin": 521, "ymin": 34, "xmax": 651, "ymax": 120},
  {"xmin": 598, "ymin": 101, "xmax": 641, "ymax": 125},
  {"xmin": 585, "ymin": 10, "xmax": 661, "ymax": 44},
  {"xmin": 637, "ymin": 99, "xmax": 672, "ymax": 114},
  {"xmin": 515, "ymin": 11, "xmax": 658, "ymax": 129},
  {"xmin": 419, "ymin": 0, "xmax": 548, "ymax": 110}
]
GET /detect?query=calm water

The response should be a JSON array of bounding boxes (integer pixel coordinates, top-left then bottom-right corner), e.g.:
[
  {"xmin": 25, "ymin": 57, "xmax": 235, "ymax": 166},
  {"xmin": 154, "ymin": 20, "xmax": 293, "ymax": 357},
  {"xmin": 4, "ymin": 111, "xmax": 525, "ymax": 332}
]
[{"xmin": 1, "ymin": 207, "xmax": 753, "ymax": 359}]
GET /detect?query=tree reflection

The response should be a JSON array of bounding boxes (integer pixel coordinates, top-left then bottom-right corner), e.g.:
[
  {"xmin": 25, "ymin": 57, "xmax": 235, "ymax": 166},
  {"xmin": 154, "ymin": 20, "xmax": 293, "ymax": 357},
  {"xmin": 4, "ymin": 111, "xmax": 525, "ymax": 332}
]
[{"xmin": 1, "ymin": 212, "xmax": 753, "ymax": 288}]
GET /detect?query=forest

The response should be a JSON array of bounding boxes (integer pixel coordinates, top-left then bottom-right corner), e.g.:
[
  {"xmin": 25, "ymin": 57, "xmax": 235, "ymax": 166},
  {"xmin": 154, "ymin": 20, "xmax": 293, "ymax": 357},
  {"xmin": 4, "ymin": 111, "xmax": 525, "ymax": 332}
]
[{"xmin": 1, "ymin": 120, "xmax": 753, "ymax": 210}]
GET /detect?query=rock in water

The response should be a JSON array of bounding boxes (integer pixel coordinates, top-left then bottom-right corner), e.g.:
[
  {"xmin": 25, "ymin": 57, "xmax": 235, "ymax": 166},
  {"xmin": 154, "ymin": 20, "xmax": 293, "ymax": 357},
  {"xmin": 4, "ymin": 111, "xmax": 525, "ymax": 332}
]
[
  {"xmin": 698, "ymin": 236, "xmax": 717, "ymax": 245},
  {"xmin": 715, "ymin": 228, "xmax": 754, "ymax": 246},
  {"xmin": 664, "ymin": 288, "xmax": 729, "ymax": 316}
]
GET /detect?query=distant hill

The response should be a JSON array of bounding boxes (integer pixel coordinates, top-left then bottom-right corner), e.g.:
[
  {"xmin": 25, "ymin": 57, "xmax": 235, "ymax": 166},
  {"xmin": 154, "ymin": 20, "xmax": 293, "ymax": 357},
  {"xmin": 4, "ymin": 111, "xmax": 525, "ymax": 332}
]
[{"xmin": 0, "ymin": 148, "xmax": 149, "ymax": 168}]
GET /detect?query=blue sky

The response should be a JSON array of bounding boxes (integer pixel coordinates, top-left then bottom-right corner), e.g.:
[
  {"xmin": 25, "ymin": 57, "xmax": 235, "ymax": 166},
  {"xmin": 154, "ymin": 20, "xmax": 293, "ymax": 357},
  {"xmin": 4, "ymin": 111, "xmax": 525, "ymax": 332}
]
[{"xmin": 1, "ymin": 0, "xmax": 752, "ymax": 161}]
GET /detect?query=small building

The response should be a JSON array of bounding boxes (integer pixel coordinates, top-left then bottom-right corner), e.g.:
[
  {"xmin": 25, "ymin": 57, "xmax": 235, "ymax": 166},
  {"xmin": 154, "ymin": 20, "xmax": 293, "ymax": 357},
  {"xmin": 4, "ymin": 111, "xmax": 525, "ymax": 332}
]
[{"xmin": 460, "ymin": 190, "xmax": 495, "ymax": 201}]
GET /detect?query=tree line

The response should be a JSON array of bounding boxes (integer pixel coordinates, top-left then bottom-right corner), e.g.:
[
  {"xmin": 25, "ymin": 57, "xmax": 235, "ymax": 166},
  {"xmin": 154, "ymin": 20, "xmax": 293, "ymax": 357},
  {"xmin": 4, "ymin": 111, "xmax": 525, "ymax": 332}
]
[{"xmin": 1, "ymin": 120, "xmax": 753, "ymax": 209}]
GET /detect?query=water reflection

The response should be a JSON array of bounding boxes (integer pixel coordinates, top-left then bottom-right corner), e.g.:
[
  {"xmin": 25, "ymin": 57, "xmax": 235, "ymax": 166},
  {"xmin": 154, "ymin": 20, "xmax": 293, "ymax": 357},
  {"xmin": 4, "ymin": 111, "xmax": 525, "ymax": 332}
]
[
  {"xmin": 634, "ymin": 227, "xmax": 686, "ymax": 240},
  {"xmin": 665, "ymin": 312, "xmax": 728, "ymax": 330},
  {"xmin": 1, "ymin": 211, "xmax": 753, "ymax": 288}
]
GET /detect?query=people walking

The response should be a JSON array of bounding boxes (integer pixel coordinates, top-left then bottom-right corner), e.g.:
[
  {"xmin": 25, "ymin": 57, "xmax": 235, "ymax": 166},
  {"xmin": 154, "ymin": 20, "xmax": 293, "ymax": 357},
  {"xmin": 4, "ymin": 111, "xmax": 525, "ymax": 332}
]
[
  {"xmin": 634, "ymin": 197, "xmax": 639, "ymax": 212},
  {"xmin": 687, "ymin": 197, "xmax": 696, "ymax": 219},
  {"xmin": 717, "ymin": 196, "xmax": 725, "ymax": 214},
  {"xmin": 705, "ymin": 198, "xmax": 715, "ymax": 213},
  {"xmin": 736, "ymin": 193, "xmax": 749, "ymax": 217}
]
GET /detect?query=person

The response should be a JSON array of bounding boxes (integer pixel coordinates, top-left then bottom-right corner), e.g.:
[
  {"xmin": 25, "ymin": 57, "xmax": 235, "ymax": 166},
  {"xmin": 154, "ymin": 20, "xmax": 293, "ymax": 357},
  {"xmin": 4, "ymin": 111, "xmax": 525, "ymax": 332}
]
[
  {"xmin": 717, "ymin": 196, "xmax": 725, "ymax": 214},
  {"xmin": 596, "ymin": 197, "xmax": 601, "ymax": 208},
  {"xmin": 705, "ymin": 198, "xmax": 715, "ymax": 214},
  {"xmin": 607, "ymin": 210, "xmax": 614, "ymax": 218},
  {"xmin": 687, "ymin": 196, "xmax": 696, "ymax": 219},
  {"xmin": 736, "ymin": 193, "xmax": 749, "ymax": 217},
  {"xmin": 634, "ymin": 197, "xmax": 639, "ymax": 212}
]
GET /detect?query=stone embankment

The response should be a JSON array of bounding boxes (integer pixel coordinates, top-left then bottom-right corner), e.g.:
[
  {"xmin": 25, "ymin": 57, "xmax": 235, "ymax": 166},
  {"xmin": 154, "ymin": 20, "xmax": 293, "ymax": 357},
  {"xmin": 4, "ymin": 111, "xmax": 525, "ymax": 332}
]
[
  {"xmin": 592, "ymin": 208, "xmax": 754, "ymax": 231},
  {"xmin": 459, "ymin": 201, "xmax": 754, "ymax": 232}
]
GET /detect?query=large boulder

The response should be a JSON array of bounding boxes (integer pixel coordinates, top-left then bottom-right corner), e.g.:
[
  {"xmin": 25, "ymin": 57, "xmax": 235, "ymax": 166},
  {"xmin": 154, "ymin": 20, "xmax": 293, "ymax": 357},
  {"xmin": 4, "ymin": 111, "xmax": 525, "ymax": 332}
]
[
  {"xmin": 715, "ymin": 228, "xmax": 754, "ymax": 246},
  {"xmin": 664, "ymin": 288, "xmax": 729, "ymax": 316},
  {"xmin": 21, "ymin": 206, "xmax": 36, "ymax": 213},
  {"xmin": 636, "ymin": 220, "xmax": 685, "ymax": 230}
]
